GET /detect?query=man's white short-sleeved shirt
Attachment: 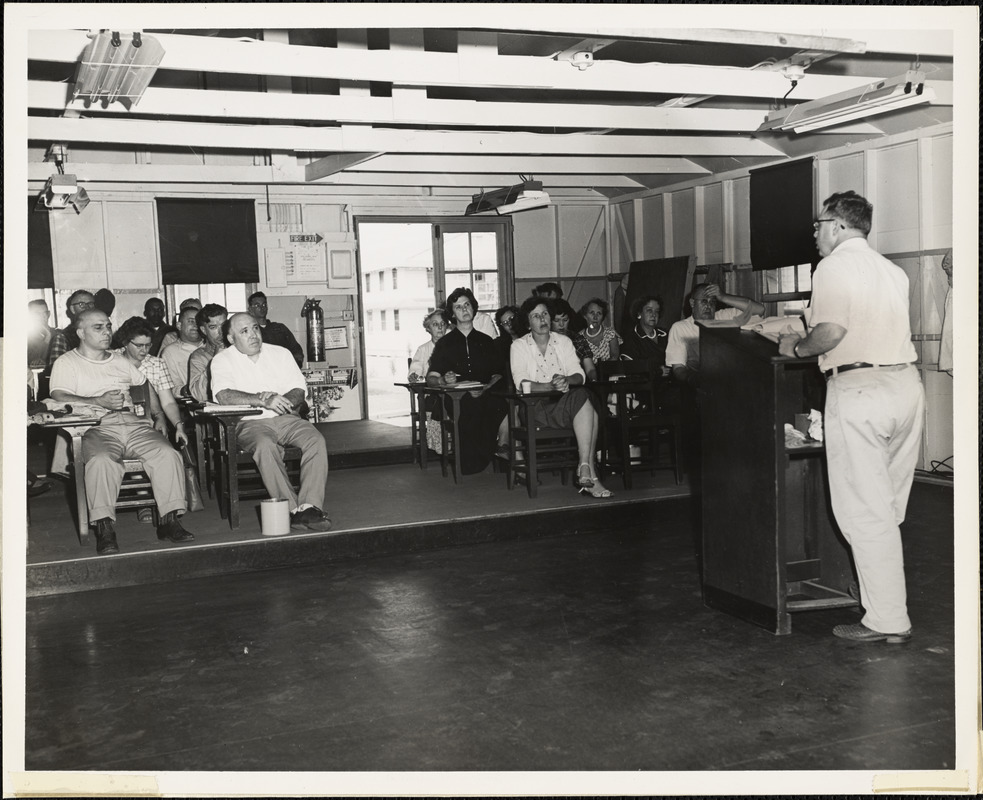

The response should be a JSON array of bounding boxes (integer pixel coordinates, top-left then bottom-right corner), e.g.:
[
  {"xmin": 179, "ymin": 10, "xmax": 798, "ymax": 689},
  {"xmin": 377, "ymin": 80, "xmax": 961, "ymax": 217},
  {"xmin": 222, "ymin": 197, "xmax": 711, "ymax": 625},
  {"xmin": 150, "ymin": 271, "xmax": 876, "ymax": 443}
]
[
  {"xmin": 807, "ymin": 237, "xmax": 916, "ymax": 371},
  {"xmin": 210, "ymin": 343, "xmax": 307, "ymax": 420}
]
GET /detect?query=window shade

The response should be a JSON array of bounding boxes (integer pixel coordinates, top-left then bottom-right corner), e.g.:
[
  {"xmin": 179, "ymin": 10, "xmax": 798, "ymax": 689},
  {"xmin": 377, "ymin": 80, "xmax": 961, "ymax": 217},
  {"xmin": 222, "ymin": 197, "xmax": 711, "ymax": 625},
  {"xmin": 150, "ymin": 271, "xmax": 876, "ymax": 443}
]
[
  {"xmin": 749, "ymin": 158, "xmax": 817, "ymax": 271},
  {"xmin": 28, "ymin": 197, "xmax": 55, "ymax": 289},
  {"xmin": 156, "ymin": 198, "xmax": 260, "ymax": 285}
]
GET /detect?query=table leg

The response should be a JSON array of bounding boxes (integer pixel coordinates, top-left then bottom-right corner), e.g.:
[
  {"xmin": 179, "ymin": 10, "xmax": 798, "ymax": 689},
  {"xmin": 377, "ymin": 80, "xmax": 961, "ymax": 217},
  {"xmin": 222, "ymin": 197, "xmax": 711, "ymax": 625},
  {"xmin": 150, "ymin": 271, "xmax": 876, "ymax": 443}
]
[
  {"xmin": 449, "ymin": 394, "xmax": 462, "ymax": 483},
  {"xmin": 226, "ymin": 421, "xmax": 241, "ymax": 530},
  {"xmin": 69, "ymin": 430, "xmax": 90, "ymax": 546}
]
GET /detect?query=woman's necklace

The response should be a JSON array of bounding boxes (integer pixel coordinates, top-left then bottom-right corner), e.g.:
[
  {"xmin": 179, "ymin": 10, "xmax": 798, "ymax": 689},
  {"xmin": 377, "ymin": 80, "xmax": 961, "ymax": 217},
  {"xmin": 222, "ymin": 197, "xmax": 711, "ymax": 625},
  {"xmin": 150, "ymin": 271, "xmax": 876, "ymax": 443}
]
[{"xmin": 585, "ymin": 323, "xmax": 603, "ymax": 338}]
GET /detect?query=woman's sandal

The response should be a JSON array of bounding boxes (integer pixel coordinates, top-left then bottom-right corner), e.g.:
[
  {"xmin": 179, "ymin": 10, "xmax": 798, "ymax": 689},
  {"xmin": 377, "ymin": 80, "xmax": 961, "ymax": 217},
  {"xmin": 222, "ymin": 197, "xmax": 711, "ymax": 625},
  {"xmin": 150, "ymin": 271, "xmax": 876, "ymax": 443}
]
[
  {"xmin": 580, "ymin": 464, "xmax": 613, "ymax": 498},
  {"xmin": 574, "ymin": 463, "xmax": 594, "ymax": 490}
]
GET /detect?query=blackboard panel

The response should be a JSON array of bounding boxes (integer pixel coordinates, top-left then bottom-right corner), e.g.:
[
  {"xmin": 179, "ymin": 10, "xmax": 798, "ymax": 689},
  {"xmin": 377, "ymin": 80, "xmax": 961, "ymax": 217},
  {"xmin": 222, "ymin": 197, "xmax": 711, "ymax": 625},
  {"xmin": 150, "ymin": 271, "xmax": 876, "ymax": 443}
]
[
  {"xmin": 156, "ymin": 198, "xmax": 260, "ymax": 285},
  {"xmin": 619, "ymin": 255, "xmax": 695, "ymax": 335},
  {"xmin": 749, "ymin": 158, "xmax": 817, "ymax": 271}
]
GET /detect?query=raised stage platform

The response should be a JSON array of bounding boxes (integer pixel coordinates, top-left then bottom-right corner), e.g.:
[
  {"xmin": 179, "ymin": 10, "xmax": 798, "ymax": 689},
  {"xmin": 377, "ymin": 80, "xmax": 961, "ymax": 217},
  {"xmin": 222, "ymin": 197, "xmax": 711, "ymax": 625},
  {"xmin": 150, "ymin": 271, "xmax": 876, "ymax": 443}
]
[{"xmin": 25, "ymin": 420, "xmax": 690, "ymax": 597}]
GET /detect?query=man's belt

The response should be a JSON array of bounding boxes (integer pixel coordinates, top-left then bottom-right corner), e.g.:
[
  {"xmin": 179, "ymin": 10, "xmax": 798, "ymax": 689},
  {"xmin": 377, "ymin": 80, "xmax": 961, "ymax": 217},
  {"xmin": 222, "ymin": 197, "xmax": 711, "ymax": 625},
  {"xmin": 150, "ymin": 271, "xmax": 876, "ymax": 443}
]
[{"xmin": 823, "ymin": 362, "xmax": 911, "ymax": 379}]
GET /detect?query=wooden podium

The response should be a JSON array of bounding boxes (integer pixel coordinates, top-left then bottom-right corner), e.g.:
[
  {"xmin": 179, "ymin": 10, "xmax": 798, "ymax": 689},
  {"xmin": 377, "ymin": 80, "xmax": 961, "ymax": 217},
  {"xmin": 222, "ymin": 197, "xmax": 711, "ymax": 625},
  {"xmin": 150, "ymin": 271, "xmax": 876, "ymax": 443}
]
[{"xmin": 699, "ymin": 327, "xmax": 857, "ymax": 635}]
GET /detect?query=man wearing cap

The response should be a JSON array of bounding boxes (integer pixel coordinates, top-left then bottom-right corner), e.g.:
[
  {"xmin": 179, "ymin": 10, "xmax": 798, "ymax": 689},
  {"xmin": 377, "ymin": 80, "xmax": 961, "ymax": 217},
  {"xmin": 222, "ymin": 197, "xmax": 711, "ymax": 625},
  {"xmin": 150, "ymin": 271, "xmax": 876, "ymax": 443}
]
[
  {"xmin": 158, "ymin": 297, "xmax": 202, "ymax": 352},
  {"xmin": 779, "ymin": 190, "xmax": 924, "ymax": 645},
  {"xmin": 209, "ymin": 312, "xmax": 332, "ymax": 532}
]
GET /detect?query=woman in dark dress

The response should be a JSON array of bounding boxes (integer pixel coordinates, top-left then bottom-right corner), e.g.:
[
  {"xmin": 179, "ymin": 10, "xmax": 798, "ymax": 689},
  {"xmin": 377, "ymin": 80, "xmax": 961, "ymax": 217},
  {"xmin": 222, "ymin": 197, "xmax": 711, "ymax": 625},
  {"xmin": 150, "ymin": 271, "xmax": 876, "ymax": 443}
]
[{"xmin": 426, "ymin": 288, "xmax": 506, "ymax": 474}]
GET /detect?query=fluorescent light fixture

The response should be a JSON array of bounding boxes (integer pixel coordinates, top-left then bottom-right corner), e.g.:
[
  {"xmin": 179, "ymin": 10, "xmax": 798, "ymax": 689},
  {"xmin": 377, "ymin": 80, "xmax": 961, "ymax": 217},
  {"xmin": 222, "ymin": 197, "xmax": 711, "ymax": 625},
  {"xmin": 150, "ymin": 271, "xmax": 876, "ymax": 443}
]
[
  {"xmin": 73, "ymin": 30, "xmax": 165, "ymax": 109},
  {"xmin": 466, "ymin": 180, "xmax": 551, "ymax": 215},
  {"xmin": 759, "ymin": 71, "xmax": 934, "ymax": 135}
]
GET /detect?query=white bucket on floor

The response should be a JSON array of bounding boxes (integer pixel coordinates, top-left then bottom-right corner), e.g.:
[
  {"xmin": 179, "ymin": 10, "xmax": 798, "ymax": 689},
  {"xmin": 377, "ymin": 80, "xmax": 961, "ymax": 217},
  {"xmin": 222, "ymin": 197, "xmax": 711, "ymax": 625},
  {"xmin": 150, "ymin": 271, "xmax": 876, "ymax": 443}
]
[{"xmin": 260, "ymin": 499, "xmax": 291, "ymax": 537}]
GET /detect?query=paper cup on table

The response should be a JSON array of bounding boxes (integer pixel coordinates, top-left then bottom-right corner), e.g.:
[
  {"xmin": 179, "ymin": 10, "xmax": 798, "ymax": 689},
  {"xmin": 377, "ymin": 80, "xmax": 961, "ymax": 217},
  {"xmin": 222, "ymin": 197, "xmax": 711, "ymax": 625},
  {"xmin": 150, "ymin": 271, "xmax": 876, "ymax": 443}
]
[
  {"xmin": 260, "ymin": 499, "xmax": 291, "ymax": 536},
  {"xmin": 520, "ymin": 380, "xmax": 532, "ymax": 394}
]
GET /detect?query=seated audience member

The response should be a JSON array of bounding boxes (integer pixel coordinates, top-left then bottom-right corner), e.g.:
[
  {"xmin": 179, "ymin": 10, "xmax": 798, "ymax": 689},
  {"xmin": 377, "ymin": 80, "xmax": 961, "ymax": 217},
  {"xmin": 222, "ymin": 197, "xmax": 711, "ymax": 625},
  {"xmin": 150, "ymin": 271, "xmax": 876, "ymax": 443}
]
[
  {"xmin": 510, "ymin": 297, "xmax": 611, "ymax": 498},
  {"xmin": 188, "ymin": 304, "xmax": 228, "ymax": 402},
  {"xmin": 472, "ymin": 308, "xmax": 500, "ymax": 339},
  {"xmin": 48, "ymin": 309, "xmax": 195, "ymax": 555},
  {"xmin": 550, "ymin": 299, "xmax": 597, "ymax": 382},
  {"xmin": 407, "ymin": 310, "xmax": 448, "ymax": 382},
  {"xmin": 534, "ymin": 282, "xmax": 563, "ymax": 301},
  {"xmin": 579, "ymin": 298, "xmax": 621, "ymax": 362},
  {"xmin": 48, "ymin": 290, "xmax": 95, "ymax": 364},
  {"xmin": 426, "ymin": 287, "xmax": 506, "ymax": 474},
  {"xmin": 160, "ymin": 306, "xmax": 204, "ymax": 395},
  {"xmin": 621, "ymin": 295, "xmax": 669, "ymax": 370},
  {"xmin": 209, "ymin": 313, "xmax": 332, "ymax": 532},
  {"xmin": 493, "ymin": 304, "xmax": 521, "ymax": 372},
  {"xmin": 666, "ymin": 284, "xmax": 765, "ymax": 386},
  {"xmin": 158, "ymin": 297, "xmax": 202, "ymax": 352},
  {"xmin": 115, "ymin": 317, "xmax": 185, "ymax": 432},
  {"xmin": 144, "ymin": 297, "xmax": 177, "ymax": 356},
  {"xmin": 28, "ymin": 299, "xmax": 58, "ymax": 369},
  {"xmin": 247, "ymin": 291, "xmax": 305, "ymax": 366},
  {"xmin": 94, "ymin": 288, "xmax": 116, "ymax": 318}
]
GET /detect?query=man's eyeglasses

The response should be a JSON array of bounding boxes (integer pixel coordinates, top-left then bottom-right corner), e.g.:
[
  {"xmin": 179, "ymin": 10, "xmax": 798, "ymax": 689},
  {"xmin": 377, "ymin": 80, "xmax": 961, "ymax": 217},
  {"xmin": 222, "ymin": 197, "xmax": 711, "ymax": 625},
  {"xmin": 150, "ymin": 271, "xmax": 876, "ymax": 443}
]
[
  {"xmin": 128, "ymin": 341, "xmax": 152, "ymax": 350},
  {"xmin": 813, "ymin": 218, "xmax": 838, "ymax": 230},
  {"xmin": 71, "ymin": 300, "xmax": 95, "ymax": 310}
]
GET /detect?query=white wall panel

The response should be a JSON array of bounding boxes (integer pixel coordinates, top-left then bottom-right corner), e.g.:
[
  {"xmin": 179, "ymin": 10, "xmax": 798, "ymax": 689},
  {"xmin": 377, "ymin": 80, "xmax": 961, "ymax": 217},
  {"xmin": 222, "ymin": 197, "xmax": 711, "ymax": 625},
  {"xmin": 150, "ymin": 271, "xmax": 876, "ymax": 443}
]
[
  {"xmin": 824, "ymin": 152, "xmax": 865, "ymax": 200},
  {"xmin": 669, "ymin": 188, "xmax": 696, "ymax": 257},
  {"xmin": 732, "ymin": 177, "xmax": 751, "ymax": 264},
  {"xmin": 611, "ymin": 202, "xmax": 635, "ymax": 272},
  {"xmin": 558, "ymin": 205, "xmax": 606, "ymax": 279},
  {"xmin": 512, "ymin": 205, "xmax": 557, "ymax": 279},
  {"xmin": 303, "ymin": 204, "xmax": 346, "ymax": 234},
  {"xmin": 639, "ymin": 195, "xmax": 664, "ymax": 262},
  {"xmin": 105, "ymin": 201, "xmax": 160, "ymax": 290},
  {"xmin": 871, "ymin": 142, "xmax": 920, "ymax": 254},
  {"xmin": 50, "ymin": 201, "xmax": 108, "ymax": 290},
  {"xmin": 925, "ymin": 134, "xmax": 953, "ymax": 248},
  {"xmin": 701, "ymin": 182, "xmax": 724, "ymax": 264}
]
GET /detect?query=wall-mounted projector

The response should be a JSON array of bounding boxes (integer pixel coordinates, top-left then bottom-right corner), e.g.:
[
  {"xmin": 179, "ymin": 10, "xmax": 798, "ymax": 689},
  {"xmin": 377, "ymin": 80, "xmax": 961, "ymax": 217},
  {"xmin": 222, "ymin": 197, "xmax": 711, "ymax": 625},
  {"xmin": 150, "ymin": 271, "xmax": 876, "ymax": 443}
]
[
  {"xmin": 40, "ymin": 174, "xmax": 91, "ymax": 213},
  {"xmin": 465, "ymin": 180, "xmax": 551, "ymax": 215}
]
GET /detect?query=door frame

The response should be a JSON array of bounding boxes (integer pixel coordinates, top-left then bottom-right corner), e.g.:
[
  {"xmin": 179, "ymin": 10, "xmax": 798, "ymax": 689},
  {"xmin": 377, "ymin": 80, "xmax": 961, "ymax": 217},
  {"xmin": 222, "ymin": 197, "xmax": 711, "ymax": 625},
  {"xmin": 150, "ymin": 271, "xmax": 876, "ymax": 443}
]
[{"xmin": 352, "ymin": 215, "xmax": 515, "ymax": 420}]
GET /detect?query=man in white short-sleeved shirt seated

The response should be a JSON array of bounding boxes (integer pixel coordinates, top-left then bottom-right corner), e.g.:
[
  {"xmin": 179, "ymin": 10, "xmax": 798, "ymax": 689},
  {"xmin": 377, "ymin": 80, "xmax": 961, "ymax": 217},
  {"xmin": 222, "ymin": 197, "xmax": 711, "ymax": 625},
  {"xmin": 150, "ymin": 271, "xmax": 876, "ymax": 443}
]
[
  {"xmin": 665, "ymin": 284, "xmax": 764, "ymax": 386},
  {"xmin": 209, "ymin": 312, "xmax": 332, "ymax": 533},
  {"xmin": 48, "ymin": 309, "xmax": 194, "ymax": 555}
]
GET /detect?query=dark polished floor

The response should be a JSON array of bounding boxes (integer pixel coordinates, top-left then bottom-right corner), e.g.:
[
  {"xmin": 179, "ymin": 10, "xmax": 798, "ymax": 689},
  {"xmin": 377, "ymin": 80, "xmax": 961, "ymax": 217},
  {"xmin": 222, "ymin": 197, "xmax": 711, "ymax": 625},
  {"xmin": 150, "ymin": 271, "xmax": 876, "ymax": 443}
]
[{"xmin": 24, "ymin": 482, "xmax": 954, "ymax": 775}]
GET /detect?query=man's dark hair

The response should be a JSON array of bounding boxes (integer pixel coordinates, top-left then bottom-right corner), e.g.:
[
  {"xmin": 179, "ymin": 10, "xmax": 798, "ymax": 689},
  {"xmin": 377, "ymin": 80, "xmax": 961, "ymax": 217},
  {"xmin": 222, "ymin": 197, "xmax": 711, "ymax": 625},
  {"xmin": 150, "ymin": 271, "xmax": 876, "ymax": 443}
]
[
  {"xmin": 445, "ymin": 286, "xmax": 479, "ymax": 318},
  {"xmin": 248, "ymin": 291, "xmax": 267, "ymax": 305},
  {"xmin": 67, "ymin": 290, "xmax": 93, "ymax": 311},
  {"xmin": 196, "ymin": 303, "xmax": 228, "ymax": 330},
  {"xmin": 630, "ymin": 294, "xmax": 664, "ymax": 321},
  {"xmin": 143, "ymin": 297, "xmax": 165, "ymax": 314},
  {"xmin": 534, "ymin": 281, "xmax": 563, "ymax": 298},
  {"xmin": 823, "ymin": 190, "xmax": 873, "ymax": 235},
  {"xmin": 116, "ymin": 316, "xmax": 155, "ymax": 345}
]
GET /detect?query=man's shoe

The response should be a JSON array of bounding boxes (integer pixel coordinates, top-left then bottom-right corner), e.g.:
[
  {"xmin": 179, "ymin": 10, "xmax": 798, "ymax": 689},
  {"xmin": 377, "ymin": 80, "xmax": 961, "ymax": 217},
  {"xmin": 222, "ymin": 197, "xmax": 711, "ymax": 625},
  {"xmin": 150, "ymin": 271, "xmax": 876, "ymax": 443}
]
[
  {"xmin": 156, "ymin": 511, "xmax": 195, "ymax": 543},
  {"xmin": 28, "ymin": 479, "xmax": 52, "ymax": 497},
  {"xmin": 93, "ymin": 518, "xmax": 120, "ymax": 555},
  {"xmin": 290, "ymin": 506, "xmax": 333, "ymax": 532},
  {"xmin": 833, "ymin": 622, "xmax": 911, "ymax": 644}
]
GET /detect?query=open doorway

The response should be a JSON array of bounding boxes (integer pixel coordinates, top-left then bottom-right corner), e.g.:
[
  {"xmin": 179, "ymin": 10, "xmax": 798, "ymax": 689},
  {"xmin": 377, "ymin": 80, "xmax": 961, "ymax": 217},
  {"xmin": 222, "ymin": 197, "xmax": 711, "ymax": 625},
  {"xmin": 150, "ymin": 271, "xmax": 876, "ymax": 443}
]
[{"xmin": 355, "ymin": 218, "xmax": 513, "ymax": 426}]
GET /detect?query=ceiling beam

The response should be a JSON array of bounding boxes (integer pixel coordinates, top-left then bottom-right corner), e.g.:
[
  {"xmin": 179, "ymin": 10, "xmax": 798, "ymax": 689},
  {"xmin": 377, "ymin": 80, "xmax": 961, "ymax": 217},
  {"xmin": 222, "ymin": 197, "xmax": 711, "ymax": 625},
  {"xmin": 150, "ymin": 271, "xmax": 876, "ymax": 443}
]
[
  {"xmin": 305, "ymin": 152, "xmax": 383, "ymax": 181},
  {"xmin": 27, "ymin": 80, "xmax": 774, "ymax": 133},
  {"xmin": 28, "ymin": 117, "xmax": 785, "ymax": 157},
  {"xmin": 329, "ymin": 154, "xmax": 709, "ymax": 175},
  {"xmin": 28, "ymin": 30, "xmax": 917, "ymax": 101},
  {"xmin": 26, "ymin": 161, "xmax": 646, "ymax": 189}
]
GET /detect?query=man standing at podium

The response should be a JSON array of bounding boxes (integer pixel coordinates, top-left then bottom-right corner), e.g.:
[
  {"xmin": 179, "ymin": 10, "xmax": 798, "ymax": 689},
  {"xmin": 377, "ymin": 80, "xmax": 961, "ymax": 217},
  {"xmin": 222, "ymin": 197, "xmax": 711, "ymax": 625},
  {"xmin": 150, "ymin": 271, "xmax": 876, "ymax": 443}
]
[{"xmin": 779, "ymin": 190, "xmax": 923, "ymax": 644}]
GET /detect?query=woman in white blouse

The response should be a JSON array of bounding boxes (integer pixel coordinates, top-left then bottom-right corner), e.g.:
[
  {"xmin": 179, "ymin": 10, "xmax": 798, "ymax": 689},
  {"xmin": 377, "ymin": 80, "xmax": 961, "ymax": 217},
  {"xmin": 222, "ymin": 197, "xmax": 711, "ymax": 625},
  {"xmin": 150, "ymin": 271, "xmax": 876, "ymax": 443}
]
[{"xmin": 510, "ymin": 296, "xmax": 612, "ymax": 498}]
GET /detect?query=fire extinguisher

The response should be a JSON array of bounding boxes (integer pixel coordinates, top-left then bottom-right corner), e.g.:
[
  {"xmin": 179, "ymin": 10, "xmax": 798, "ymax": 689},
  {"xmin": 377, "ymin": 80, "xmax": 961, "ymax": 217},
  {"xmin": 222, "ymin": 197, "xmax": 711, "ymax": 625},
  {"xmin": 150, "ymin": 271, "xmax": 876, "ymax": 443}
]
[{"xmin": 301, "ymin": 298, "xmax": 325, "ymax": 363}]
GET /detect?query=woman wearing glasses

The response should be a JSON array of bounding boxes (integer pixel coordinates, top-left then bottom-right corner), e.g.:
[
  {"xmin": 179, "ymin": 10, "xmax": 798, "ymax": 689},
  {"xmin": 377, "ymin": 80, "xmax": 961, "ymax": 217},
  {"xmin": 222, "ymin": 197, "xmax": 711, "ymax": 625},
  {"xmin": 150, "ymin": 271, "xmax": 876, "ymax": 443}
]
[{"xmin": 426, "ymin": 287, "xmax": 507, "ymax": 474}]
